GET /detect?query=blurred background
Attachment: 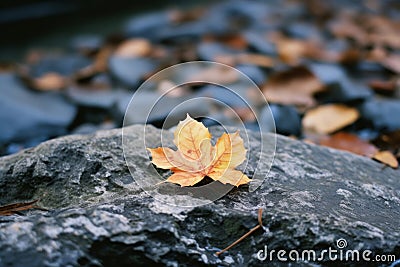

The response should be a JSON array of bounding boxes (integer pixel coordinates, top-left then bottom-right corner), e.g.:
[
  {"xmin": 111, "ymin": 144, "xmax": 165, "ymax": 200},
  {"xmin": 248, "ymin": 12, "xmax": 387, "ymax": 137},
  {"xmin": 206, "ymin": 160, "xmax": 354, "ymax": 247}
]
[{"xmin": 0, "ymin": 0, "xmax": 399, "ymax": 167}]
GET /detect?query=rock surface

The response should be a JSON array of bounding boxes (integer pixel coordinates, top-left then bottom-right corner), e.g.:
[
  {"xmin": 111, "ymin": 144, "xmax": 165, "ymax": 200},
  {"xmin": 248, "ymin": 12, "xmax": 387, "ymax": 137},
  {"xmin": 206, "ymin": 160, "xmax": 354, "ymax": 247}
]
[{"xmin": 0, "ymin": 125, "xmax": 399, "ymax": 267}]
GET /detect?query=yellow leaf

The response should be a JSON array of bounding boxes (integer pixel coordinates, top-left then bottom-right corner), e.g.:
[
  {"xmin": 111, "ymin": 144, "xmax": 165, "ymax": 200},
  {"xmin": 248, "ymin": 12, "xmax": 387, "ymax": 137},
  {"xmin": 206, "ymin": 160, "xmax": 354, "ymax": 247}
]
[
  {"xmin": 212, "ymin": 132, "xmax": 246, "ymax": 170},
  {"xmin": 209, "ymin": 169, "xmax": 251, "ymax": 187},
  {"xmin": 373, "ymin": 151, "xmax": 399, "ymax": 169},
  {"xmin": 166, "ymin": 171, "xmax": 205, "ymax": 187},
  {"xmin": 173, "ymin": 114, "xmax": 212, "ymax": 161},
  {"xmin": 147, "ymin": 114, "xmax": 250, "ymax": 187}
]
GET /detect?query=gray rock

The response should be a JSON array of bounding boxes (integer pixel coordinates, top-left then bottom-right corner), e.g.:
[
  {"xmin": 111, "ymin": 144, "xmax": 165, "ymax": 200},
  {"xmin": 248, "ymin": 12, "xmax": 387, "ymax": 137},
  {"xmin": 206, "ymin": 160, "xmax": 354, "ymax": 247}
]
[
  {"xmin": 70, "ymin": 34, "xmax": 103, "ymax": 54},
  {"xmin": 236, "ymin": 64, "xmax": 266, "ymax": 86},
  {"xmin": 243, "ymin": 31, "xmax": 276, "ymax": 55},
  {"xmin": 285, "ymin": 22, "xmax": 321, "ymax": 40},
  {"xmin": 269, "ymin": 104, "xmax": 301, "ymax": 136},
  {"xmin": 309, "ymin": 63, "xmax": 347, "ymax": 84},
  {"xmin": 0, "ymin": 125, "xmax": 399, "ymax": 267},
  {"xmin": 30, "ymin": 54, "xmax": 92, "ymax": 78},
  {"xmin": 360, "ymin": 99, "xmax": 400, "ymax": 131},
  {"xmin": 195, "ymin": 84, "xmax": 250, "ymax": 108},
  {"xmin": 66, "ymin": 86, "xmax": 131, "ymax": 109},
  {"xmin": 108, "ymin": 56, "xmax": 157, "ymax": 88},
  {"xmin": 321, "ymin": 79, "xmax": 373, "ymax": 103},
  {"xmin": 197, "ymin": 42, "xmax": 239, "ymax": 61},
  {"xmin": 124, "ymin": 11, "xmax": 171, "ymax": 40},
  {"xmin": 205, "ymin": 0, "xmax": 271, "ymax": 33},
  {"xmin": 120, "ymin": 92, "xmax": 212, "ymax": 128},
  {"xmin": 0, "ymin": 73, "xmax": 77, "ymax": 145},
  {"xmin": 156, "ymin": 21, "xmax": 208, "ymax": 43}
]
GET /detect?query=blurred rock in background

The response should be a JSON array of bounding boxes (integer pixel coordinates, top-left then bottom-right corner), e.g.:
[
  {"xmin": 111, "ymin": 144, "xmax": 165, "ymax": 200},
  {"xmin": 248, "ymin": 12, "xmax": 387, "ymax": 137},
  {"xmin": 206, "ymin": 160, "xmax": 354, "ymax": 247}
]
[{"xmin": 0, "ymin": 0, "xmax": 399, "ymax": 169}]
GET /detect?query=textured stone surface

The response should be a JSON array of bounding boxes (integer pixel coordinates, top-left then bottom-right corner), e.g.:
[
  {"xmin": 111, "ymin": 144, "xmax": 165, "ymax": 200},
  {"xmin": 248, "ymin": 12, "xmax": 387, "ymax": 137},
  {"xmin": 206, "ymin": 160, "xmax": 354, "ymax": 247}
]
[{"xmin": 0, "ymin": 125, "xmax": 399, "ymax": 267}]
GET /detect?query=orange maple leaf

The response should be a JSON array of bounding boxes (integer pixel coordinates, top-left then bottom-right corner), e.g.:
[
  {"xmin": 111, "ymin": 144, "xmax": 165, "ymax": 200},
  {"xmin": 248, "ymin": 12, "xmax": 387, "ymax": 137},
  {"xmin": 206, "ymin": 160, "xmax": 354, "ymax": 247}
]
[{"xmin": 147, "ymin": 114, "xmax": 251, "ymax": 187}]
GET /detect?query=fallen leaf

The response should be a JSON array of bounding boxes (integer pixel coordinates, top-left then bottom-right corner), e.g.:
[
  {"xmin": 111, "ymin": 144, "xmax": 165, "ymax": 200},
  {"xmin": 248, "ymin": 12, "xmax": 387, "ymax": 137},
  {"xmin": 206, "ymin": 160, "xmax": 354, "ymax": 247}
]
[
  {"xmin": 157, "ymin": 80, "xmax": 188, "ymax": 97},
  {"xmin": 94, "ymin": 45, "xmax": 113, "ymax": 72},
  {"xmin": 213, "ymin": 53, "xmax": 275, "ymax": 68},
  {"xmin": 276, "ymin": 38, "xmax": 316, "ymax": 64},
  {"xmin": 235, "ymin": 53, "xmax": 275, "ymax": 68},
  {"xmin": 368, "ymin": 79, "xmax": 397, "ymax": 94},
  {"xmin": 335, "ymin": 48, "xmax": 361, "ymax": 64},
  {"xmin": 114, "ymin": 38, "xmax": 152, "ymax": 58},
  {"xmin": 366, "ymin": 45, "xmax": 387, "ymax": 62},
  {"xmin": 0, "ymin": 62, "xmax": 15, "ymax": 73},
  {"xmin": 329, "ymin": 16, "xmax": 367, "ymax": 45},
  {"xmin": 373, "ymin": 151, "xmax": 398, "ymax": 169},
  {"xmin": 319, "ymin": 132, "xmax": 378, "ymax": 157},
  {"xmin": 268, "ymin": 33, "xmax": 322, "ymax": 64},
  {"xmin": 169, "ymin": 7, "xmax": 206, "ymax": 23},
  {"xmin": 187, "ymin": 65, "xmax": 239, "ymax": 85},
  {"xmin": 302, "ymin": 104, "xmax": 359, "ymax": 134},
  {"xmin": 364, "ymin": 15, "xmax": 400, "ymax": 50},
  {"xmin": 213, "ymin": 54, "xmax": 237, "ymax": 66},
  {"xmin": 0, "ymin": 199, "xmax": 44, "ymax": 216},
  {"xmin": 381, "ymin": 54, "xmax": 400, "ymax": 74},
  {"xmin": 372, "ymin": 130, "xmax": 400, "ymax": 152},
  {"xmin": 232, "ymin": 107, "xmax": 257, "ymax": 122},
  {"xmin": 33, "ymin": 72, "xmax": 67, "ymax": 91},
  {"xmin": 262, "ymin": 66, "xmax": 324, "ymax": 108},
  {"xmin": 148, "ymin": 114, "xmax": 250, "ymax": 187},
  {"xmin": 218, "ymin": 34, "xmax": 248, "ymax": 50},
  {"xmin": 25, "ymin": 49, "xmax": 44, "ymax": 64}
]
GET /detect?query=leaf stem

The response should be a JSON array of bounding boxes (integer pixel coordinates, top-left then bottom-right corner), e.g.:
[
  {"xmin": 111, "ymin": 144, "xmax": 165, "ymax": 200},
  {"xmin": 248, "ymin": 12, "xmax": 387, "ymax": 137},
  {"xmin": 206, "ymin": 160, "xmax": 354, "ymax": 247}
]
[{"xmin": 215, "ymin": 208, "xmax": 264, "ymax": 256}]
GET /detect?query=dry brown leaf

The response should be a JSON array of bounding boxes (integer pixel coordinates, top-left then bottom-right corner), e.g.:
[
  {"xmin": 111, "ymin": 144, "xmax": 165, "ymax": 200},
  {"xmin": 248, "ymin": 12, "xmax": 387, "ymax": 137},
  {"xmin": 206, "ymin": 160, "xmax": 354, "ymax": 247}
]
[
  {"xmin": 0, "ymin": 62, "xmax": 15, "ymax": 73},
  {"xmin": 330, "ymin": 17, "xmax": 367, "ymax": 45},
  {"xmin": 213, "ymin": 54, "xmax": 237, "ymax": 66},
  {"xmin": 366, "ymin": 46, "xmax": 387, "ymax": 62},
  {"xmin": 212, "ymin": 53, "xmax": 274, "ymax": 68},
  {"xmin": 364, "ymin": 15, "xmax": 400, "ymax": 49},
  {"xmin": 277, "ymin": 39, "xmax": 310, "ymax": 64},
  {"xmin": 302, "ymin": 104, "xmax": 359, "ymax": 134},
  {"xmin": 319, "ymin": 132, "xmax": 378, "ymax": 157},
  {"xmin": 25, "ymin": 49, "xmax": 44, "ymax": 64},
  {"xmin": 236, "ymin": 53, "xmax": 275, "ymax": 68},
  {"xmin": 157, "ymin": 80, "xmax": 188, "ymax": 97},
  {"xmin": 169, "ymin": 7, "xmax": 206, "ymax": 24},
  {"xmin": 336, "ymin": 48, "xmax": 361, "ymax": 64},
  {"xmin": 269, "ymin": 34, "xmax": 322, "ymax": 65},
  {"xmin": 329, "ymin": 13, "xmax": 400, "ymax": 50},
  {"xmin": 114, "ymin": 38, "xmax": 152, "ymax": 58},
  {"xmin": 219, "ymin": 34, "xmax": 248, "ymax": 50},
  {"xmin": 94, "ymin": 46, "xmax": 113, "ymax": 72},
  {"xmin": 187, "ymin": 65, "xmax": 239, "ymax": 85},
  {"xmin": 373, "ymin": 151, "xmax": 399, "ymax": 169},
  {"xmin": 262, "ymin": 66, "xmax": 324, "ymax": 108},
  {"xmin": 0, "ymin": 199, "xmax": 43, "ymax": 216},
  {"xmin": 33, "ymin": 72, "xmax": 67, "ymax": 91},
  {"xmin": 373, "ymin": 130, "xmax": 400, "ymax": 152},
  {"xmin": 232, "ymin": 107, "xmax": 257, "ymax": 122},
  {"xmin": 368, "ymin": 79, "xmax": 397, "ymax": 94},
  {"xmin": 147, "ymin": 114, "xmax": 250, "ymax": 187},
  {"xmin": 381, "ymin": 54, "xmax": 400, "ymax": 74}
]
